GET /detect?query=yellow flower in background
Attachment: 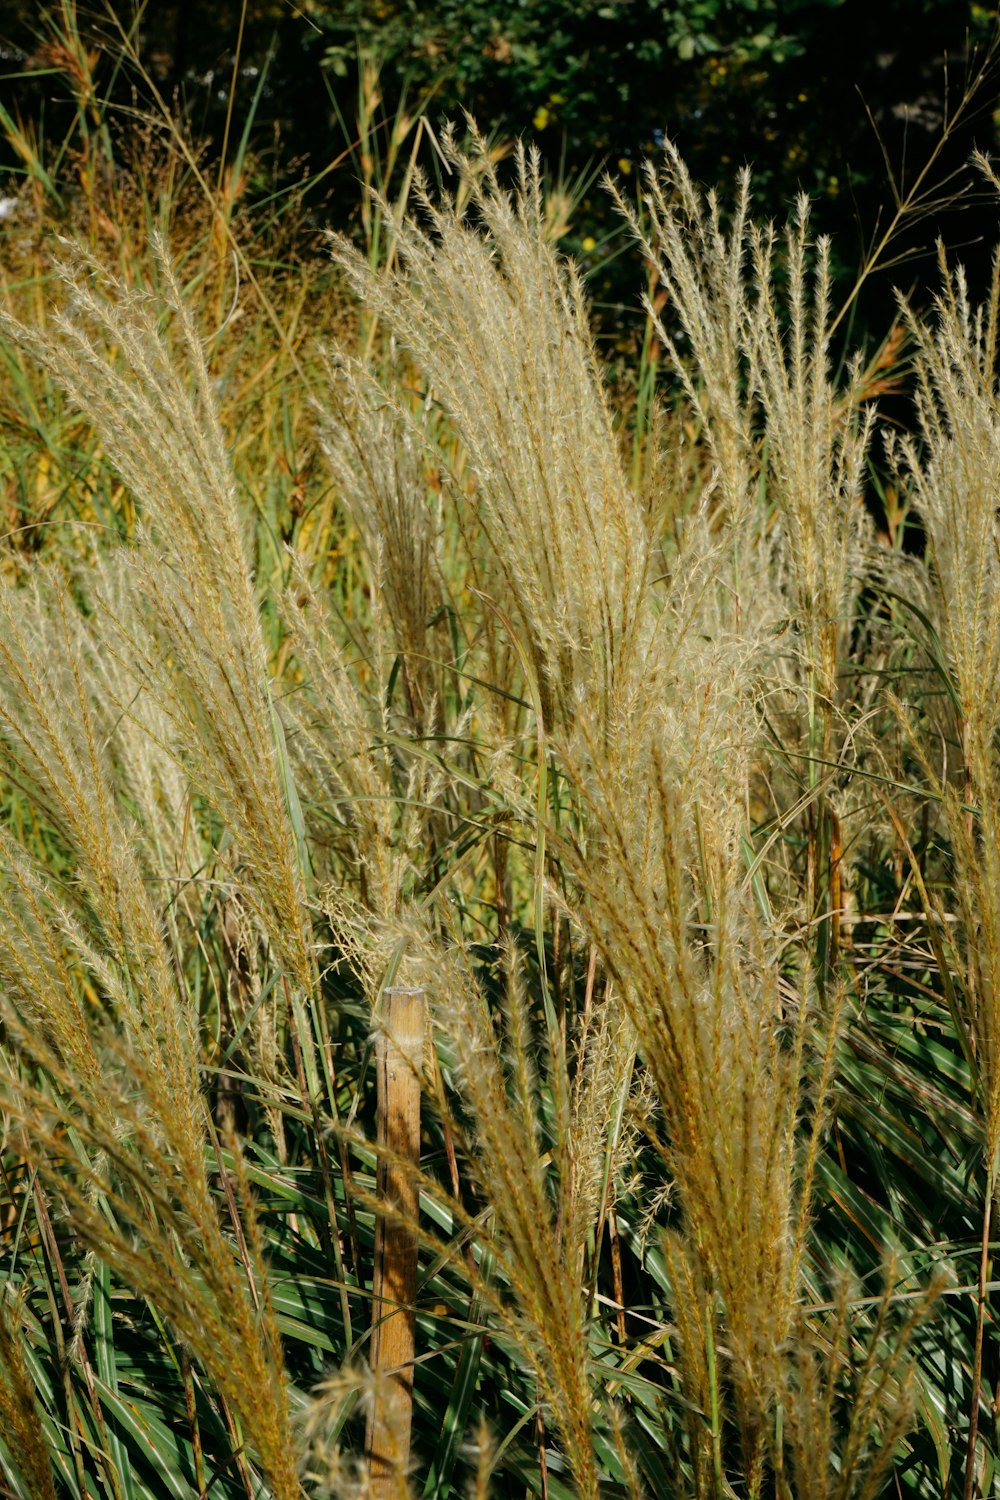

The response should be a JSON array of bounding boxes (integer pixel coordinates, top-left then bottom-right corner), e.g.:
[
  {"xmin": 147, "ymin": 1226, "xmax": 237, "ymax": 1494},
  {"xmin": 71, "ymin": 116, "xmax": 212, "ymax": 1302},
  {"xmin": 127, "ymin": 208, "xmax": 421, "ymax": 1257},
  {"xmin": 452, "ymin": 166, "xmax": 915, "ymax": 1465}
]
[
  {"xmin": 617, "ymin": 157, "xmax": 632, "ymax": 175},
  {"xmin": 581, "ymin": 236, "xmax": 596, "ymax": 252},
  {"xmin": 533, "ymin": 95, "xmax": 564, "ymax": 132}
]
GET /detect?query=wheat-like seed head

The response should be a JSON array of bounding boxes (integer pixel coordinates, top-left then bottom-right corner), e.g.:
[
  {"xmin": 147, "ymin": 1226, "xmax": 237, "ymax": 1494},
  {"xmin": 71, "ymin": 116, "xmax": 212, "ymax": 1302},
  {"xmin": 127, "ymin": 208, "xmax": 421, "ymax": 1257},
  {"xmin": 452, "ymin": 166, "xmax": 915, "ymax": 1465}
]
[
  {"xmin": 892, "ymin": 250, "xmax": 1000, "ymax": 1173},
  {"xmin": 316, "ymin": 352, "xmax": 445, "ymax": 731},
  {"xmin": 0, "ymin": 242, "xmax": 316, "ymax": 996},
  {"xmin": 328, "ymin": 125, "xmax": 651, "ymax": 745}
]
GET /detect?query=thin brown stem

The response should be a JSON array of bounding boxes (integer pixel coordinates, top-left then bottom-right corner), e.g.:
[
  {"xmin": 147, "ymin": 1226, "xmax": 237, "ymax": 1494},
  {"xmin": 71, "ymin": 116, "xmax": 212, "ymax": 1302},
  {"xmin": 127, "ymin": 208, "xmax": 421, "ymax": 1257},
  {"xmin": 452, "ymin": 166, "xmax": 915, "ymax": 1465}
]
[
  {"xmin": 964, "ymin": 1177, "xmax": 994, "ymax": 1500},
  {"xmin": 829, "ymin": 29, "xmax": 1000, "ymax": 337}
]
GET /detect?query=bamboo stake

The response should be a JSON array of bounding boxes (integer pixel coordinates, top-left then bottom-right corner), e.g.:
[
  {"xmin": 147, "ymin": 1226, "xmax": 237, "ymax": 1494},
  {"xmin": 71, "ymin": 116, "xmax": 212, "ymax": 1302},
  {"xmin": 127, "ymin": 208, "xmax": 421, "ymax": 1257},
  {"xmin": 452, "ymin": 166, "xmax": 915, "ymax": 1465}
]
[{"xmin": 367, "ymin": 986, "xmax": 425, "ymax": 1496}]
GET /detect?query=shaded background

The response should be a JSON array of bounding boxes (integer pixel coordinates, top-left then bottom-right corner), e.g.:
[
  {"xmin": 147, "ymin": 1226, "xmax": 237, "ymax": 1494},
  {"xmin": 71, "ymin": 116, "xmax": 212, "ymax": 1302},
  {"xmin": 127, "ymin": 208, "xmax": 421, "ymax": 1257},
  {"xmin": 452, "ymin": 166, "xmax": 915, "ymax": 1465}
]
[{"xmin": 1, "ymin": 1, "xmax": 999, "ymax": 341}]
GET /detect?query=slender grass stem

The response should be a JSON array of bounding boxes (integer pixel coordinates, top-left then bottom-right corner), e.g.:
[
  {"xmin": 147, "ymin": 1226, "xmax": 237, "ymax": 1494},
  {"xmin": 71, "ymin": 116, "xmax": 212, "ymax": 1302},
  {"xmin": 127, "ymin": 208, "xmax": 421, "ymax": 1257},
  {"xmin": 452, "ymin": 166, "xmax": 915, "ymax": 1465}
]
[{"xmin": 965, "ymin": 1175, "xmax": 995, "ymax": 1500}]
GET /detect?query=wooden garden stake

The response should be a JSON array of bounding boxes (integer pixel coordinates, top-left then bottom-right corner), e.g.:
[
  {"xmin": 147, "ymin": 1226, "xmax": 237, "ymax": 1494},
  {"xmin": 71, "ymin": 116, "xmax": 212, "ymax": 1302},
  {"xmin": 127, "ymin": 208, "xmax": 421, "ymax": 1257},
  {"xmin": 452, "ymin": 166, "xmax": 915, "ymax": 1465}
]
[{"xmin": 367, "ymin": 986, "xmax": 425, "ymax": 1495}]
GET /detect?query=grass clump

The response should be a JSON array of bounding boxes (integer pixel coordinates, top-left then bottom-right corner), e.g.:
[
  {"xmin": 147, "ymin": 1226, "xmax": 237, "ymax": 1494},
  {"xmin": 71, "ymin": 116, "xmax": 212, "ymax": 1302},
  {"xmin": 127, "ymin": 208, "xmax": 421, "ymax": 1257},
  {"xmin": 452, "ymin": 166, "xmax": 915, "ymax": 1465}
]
[{"xmin": 1, "ymin": 53, "xmax": 1000, "ymax": 1500}]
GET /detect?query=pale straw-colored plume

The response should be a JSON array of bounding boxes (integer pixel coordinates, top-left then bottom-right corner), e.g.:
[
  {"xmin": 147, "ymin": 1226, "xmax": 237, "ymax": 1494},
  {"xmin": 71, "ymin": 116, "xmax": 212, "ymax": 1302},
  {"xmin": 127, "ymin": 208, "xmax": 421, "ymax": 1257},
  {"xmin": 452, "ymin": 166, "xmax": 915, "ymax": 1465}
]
[
  {"xmin": 328, "ymin": 124, "xmax": 650, "ymax": 745},
  {"xmin": 613, "ymin": 146, "xmax": 877, "ymax": 960},
  {"xmin": 891, "ymin": 251, "xmax": 1000, "ymax": 1172},
  {"xmin": 0, "ymin": 119, "xmax": 958, "ymax": 1495},
  {"xmin": 0, "ymin": 253, "xmax": 308, "ymax": 1499},
  {"xmin": 0, "ymin": 244, "xmax": 316, "ymax": 998},
  {"xmin": 315, "ymin": 352, "xmax": 445, "ymax": 732},
  {"xmin": 418, "ymin": 931, "xmax": 634, "ymax": 1500},
  {"xmin": 317, "ymin": 126, "xmax": 926, "ymax": 1491}
]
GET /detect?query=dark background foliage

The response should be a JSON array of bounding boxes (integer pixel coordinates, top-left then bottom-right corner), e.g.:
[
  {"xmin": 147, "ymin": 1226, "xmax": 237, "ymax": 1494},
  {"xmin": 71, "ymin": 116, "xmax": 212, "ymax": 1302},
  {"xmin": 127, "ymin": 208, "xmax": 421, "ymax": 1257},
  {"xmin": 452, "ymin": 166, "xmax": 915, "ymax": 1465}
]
[{"xmin": 2, "ymin": 1, "xmax": 1000, "ymax": 346}]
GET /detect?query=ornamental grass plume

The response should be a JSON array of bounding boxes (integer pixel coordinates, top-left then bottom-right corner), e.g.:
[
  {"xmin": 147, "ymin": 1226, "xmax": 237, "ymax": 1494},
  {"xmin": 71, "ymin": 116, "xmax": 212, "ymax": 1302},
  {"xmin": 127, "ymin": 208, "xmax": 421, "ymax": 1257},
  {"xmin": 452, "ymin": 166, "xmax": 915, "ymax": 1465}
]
[
  {"xmin": 0, "ymin": 114, "xmax": 963, "ymax": 1495},
  {"xmin": 608, "ymin": 149, "xmax": 758, "ymax": 522},
  {"xmin": 0, "ymin": 252, "xmax": 311, "ymax": 1498},
  {"xmin": 563, "ymin": 641, "xmax": 821, "ymax": 1484},
  {"xmin": 3, "ymin": 1059, "xmax": 302, "ymax": 1500},
  {"xmin": 328, "ymin": 122, "xmax": 651, "ymax": 745},
  {"xmin": 67, "ymin": 552, "xmax": 206, "ymax": 895},
  {"xmin": 0, "ymin": 244, "xmax": 316, "ymax": 1001},
  {"xmin": 0, "ymin": 570, "xmax": 202, "ymax": 1167},
  {"xmin": 315, "ymin": 353, "xmax": 445, "ymax": 734},
  {"xmin": 888, "ymin": 248, "xmax": 1000, "ymax": 1487},
  {"xmin": 410, "ymin": 928, "xmax": 636, "ymax": 1500},
  {"xmin": 0, "ymin": 651, "xmax": 302, "ymax": 1499},
  {"xmin": 611, "ymin": 146, "xmax": 878, "ymax": 963},
  {"xmin": 782, "ymin": 1263, "xmax": 943, "ymax": 1500},
  {"xmin": 891, "ymin": 251, "xmax": 1000, "ymax": 1174},
  {"xmin": 746, "ymin": 208, "xmax": 875, "ymax": 713},
  {"xmin": 318, "ymin": 126, "xmax": 929, "ymax": 1491},
  {"xmin": 611, "ymin": 143, "xmax": 875, "ymax": 698}
]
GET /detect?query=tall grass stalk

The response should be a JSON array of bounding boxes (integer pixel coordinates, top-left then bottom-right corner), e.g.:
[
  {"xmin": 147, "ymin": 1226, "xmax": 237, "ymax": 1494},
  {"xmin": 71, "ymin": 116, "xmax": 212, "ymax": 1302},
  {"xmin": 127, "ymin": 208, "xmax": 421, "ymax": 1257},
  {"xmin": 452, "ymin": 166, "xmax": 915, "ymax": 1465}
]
[{"xmin": 889, "ymin": 250, "xmax": 1000, "ymax": 1497}]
